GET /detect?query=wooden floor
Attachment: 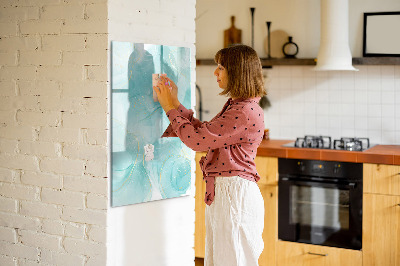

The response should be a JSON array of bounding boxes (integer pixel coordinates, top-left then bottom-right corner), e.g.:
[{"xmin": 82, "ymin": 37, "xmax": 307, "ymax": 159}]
[{"xmin": 195, "ymin": 257, "xmax": 204, "ymax": 266}]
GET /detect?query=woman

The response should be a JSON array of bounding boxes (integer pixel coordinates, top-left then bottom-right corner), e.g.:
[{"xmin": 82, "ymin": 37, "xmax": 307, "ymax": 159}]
[{"xmin": 154, "ymin": 44, "xmax": 266, "ymax": 266}]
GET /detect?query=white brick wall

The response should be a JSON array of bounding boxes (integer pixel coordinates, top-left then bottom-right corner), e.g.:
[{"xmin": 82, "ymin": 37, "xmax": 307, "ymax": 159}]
[
  {"xmin": 0, "ymin": 0, "xmax": 108, "ymax": 265},
  {"xmin": 1, "ymin": 0, "xmax": 198, "ymax": 264}
]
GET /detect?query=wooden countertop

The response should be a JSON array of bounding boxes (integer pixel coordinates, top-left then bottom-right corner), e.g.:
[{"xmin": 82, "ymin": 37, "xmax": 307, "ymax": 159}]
[{"xmin": 257, "ymin": 139, "xmax": 400, "ymax": 165}]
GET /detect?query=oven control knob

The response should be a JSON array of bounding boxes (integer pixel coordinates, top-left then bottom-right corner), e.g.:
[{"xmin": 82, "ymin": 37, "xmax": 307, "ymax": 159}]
[
  {"xmin": 298, "ymin": 161, "xmax": 305, "ymax": 171},
  {"xmin": 334, "ymin": 164, "xmax": 341, "ymax": 174}
]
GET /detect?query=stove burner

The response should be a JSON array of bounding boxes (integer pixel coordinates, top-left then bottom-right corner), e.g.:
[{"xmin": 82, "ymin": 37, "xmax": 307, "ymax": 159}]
[
  {"xmin": 333, "ymin": 137, "xmax": 370, "ymax": 151},
  {"xmin": 287, "ymin": 136, "xmax": 372, "ymax": 151},
  {"xmin": 295, "ymin": 135, "xmax": 332, "ymax": 149}
]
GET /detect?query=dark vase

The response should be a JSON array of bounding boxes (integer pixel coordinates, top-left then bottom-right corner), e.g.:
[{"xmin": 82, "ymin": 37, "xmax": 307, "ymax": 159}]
[{"xmin": 282, "ymin": 36, "xmax": 299, "ymax": 58}]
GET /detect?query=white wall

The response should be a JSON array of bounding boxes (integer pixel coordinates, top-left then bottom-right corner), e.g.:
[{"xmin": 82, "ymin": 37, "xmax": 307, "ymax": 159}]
[
  {"xmin": 0, "ymin": 1, "xmax": 108, "ymax": 265},
  {"xmin": 196, "ymin": 0, "xmax": 400, "ymax": 58},
  {"xmin": 196, "ymin": 0, "xmax": 400, "ymax": 145},
  {"xmin": 107, "ymin": 1, "xmax": 197, "ymax": 266},
  {"xmin": 197, "ymin": 65, "xmax": 400, "ymax": 145}
]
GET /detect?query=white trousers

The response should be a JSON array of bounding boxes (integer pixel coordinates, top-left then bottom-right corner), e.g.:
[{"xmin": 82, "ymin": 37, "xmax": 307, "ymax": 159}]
[{"xmin": 205, "ymin": 176, "xmax": 264, "ymax": 266}]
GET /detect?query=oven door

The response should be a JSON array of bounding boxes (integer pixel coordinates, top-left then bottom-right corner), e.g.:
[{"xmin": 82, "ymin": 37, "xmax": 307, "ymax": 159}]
[{"xmin": 278, "ymin": 176, "xmax": 362, "ymax": 250}]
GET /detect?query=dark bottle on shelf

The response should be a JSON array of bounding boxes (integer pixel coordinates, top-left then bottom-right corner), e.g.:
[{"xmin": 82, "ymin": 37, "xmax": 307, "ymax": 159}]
[{"xmin": 282, "ymin": 36, "xmax": 299, "ymax": 58}]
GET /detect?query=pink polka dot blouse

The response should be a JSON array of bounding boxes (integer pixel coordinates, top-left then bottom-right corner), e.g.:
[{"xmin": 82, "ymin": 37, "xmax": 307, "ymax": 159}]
[{"xmin": 161, "ymin": 97, "xmax": 265, "ymax": 205}]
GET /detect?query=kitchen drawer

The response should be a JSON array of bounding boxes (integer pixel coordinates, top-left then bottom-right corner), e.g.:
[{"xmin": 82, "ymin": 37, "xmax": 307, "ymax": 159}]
[
  {"xmin": 364, "ymin": 164, "xmax": 400, "ymax": 196},
  {"xmin": 255, "ymin": 156, "xmax": 278, "ymax": 186},
  {"xmin": 276, "ymin": 241, "xmax": 362, "ymax": 266}
]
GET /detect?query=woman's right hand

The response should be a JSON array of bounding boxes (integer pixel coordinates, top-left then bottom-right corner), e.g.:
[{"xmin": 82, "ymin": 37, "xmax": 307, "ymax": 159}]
[{"xmin": 160, "ymin": 76, "xmax": 180, "ymax": 108}]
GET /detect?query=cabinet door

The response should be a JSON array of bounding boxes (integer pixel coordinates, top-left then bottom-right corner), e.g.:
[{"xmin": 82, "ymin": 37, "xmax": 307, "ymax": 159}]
[
  {"xmin": 195, "ymin": 152, "xmax": 207, "ymax": 258},
  {"xmin": 363, "ymin": 193, "xmax": 400, "ymax": 266},
  {"xmin": 259, "ymin": 185, "xmax": 278, "ymax": 266},
  {"xmin": 364, "ymin": 164, "xmax": 400, "ymax": 196},
  {"xmin": 255, "ymin": 156, "xmax": 278, "ymax": 186},
  {"xmin": 277, "ymin": 241, "xmax": 362, "ymax": 266}
]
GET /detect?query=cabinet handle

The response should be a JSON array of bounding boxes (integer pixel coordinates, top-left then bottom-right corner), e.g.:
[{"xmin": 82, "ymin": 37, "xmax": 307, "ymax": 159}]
[
  {"xmin": 397, "ymin": 204, "xmax": 400, "ymax": 207},
  {"xmin": 307, "ymin": 252, "xmax": 328, "ymax": 256}
]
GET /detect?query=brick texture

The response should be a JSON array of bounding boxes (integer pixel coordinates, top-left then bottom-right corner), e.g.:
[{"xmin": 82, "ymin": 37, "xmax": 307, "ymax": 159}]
[
  {"xmin": 0, "ymin": 1, "xmax": 108, "ymax": 264},
  {"xmin": 0, "ymin": 0, "xmax": 197, "ymax": 264}
]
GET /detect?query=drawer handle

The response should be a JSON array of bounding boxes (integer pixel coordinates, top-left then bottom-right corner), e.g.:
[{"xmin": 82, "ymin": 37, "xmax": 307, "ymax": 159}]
[{"xmin": 307, "ymin": 252, "xmax": 328, "ymax": 257}]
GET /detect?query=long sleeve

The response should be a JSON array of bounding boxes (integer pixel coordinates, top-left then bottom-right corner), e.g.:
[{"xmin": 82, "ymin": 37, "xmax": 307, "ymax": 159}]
[
  {"xmin": 165, "ymin": 106, "xmax": 249, "ymax": 152},
  {"xmin": 164, "ymin": 97, "xmax": 264, "ymax": 206},
  {"xmin": 161, "ymin": 103, "xmax": 203, "ymax": 138}
]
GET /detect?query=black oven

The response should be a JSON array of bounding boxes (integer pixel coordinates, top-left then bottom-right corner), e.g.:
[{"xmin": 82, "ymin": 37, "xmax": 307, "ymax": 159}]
[{"xmin": 278, "ymin": 158, "xmax": 363, "ymax": 250}]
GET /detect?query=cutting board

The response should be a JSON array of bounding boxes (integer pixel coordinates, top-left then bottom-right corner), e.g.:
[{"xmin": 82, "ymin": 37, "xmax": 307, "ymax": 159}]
[{"xmin": 224, "ymin": 16, "xmax": 242, "ymax": 48}]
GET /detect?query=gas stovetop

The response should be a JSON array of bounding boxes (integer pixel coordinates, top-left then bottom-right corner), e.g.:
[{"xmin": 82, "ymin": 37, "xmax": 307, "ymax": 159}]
[{"xmin": 282, "ymin": 135, "xmax": 374, "ymax": 151}]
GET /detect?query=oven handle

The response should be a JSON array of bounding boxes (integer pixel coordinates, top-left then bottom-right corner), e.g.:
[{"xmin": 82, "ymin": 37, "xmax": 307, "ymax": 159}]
[{"xmin": 280, "ymin": 177, "xmax": 357, "ymax": 189}]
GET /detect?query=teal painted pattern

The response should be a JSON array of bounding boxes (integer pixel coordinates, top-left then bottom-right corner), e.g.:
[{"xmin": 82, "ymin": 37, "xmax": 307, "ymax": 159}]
[{"xmin": 111, "ymin": 41, "xmax": 192, "ymax": 207}]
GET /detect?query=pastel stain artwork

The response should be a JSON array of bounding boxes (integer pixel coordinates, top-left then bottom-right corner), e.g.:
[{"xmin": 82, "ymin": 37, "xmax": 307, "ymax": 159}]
[{"xmin": 111, "ymin": 41, "xmax": 192, "ymax": 207}]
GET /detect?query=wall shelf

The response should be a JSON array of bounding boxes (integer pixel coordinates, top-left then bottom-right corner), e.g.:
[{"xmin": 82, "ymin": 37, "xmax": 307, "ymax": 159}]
[
  {"xmin": 196, "ymin": 57, "xmax": 400, "ymax": 67},
  {"xmin": 352, "ymin": 57, "xmax": 400, "ymax": 65}
]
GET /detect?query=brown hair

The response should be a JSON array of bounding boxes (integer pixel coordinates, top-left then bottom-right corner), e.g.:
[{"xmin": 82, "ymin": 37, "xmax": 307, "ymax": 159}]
[{"xmin": 214, "ymin": 44, "xmax": 266, "ymax": 99}]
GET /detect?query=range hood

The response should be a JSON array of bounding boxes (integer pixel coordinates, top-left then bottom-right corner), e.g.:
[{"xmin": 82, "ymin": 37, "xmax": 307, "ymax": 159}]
[{"xmin": 314, "ymin": 0, "xmax": 358, "ymax": 71}]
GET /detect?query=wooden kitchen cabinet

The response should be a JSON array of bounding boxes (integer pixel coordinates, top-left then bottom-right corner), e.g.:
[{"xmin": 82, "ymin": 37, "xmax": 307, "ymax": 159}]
[
  {"xmin": 256, "ymin": 156, "xmax": 278, "ymax": 266},
  {"xmin": 363, "ymin": 164, "xmax": 400, "ymax": 266},
  {"xmin": 364, "ymin": 163, "xmax": 400, "ymax": 196},
  {"xmin": 363, "ymin": 193, "xmax": 400, "ymax": 266},
  {"xmin": 195, "ymin": 152, "xmax": 207, "ymax": 258},
  {"xmin": 255, "ymin": 156, "xmax": 278, "ymax": 186},
  {"xmin": 258, "ymin": 184, "xmax": 278, "ymax": 266},
  {"xmin": 276, "ymin": 241, "xmax": 362, "ymax": 266}
]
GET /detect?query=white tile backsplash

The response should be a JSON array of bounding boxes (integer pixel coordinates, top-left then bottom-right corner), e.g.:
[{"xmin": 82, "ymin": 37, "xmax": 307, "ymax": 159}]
[
  {"xmin": 367, "ymin": 91, "xmax": 381, "ymax": 105},
  {"xmin": 316, "ymin": 116, "xmax": 330, "ymax": 129},
  {"xmin": 355, "ymin": 117, "xmax": 368, "ymax": 130},
  {"xmin": 367, "ymin": 77, "xmax": 382, "ymax": 91},
  {"xmin": 341, "ymin": 89, "xmax": 355, "ymax": 104},
  {"xmin": 367, "ymin": 104, "xmax": 382, "ymax": 118},
  {"xmin": 382, "ymin": 78, "xmax": 395, "ymax": 91},
  {"xmin": 196, "ymin": 65, "xmax": 400, "ymax": 144},
  {"xmin": 382, "ymin": 117, "xmax": 396, "ymax": 131},
  {"xmin": 355, "ymin": 104, "xmax": 368, "ymax": 117},
  {"xmin": 382, "ymin": 90, "xmax": 395, "ymax": 104},
  {"xmin": 381, "ymin": 66, "xmax": 395, "ymax": 77},
  {"xmin": 342, "ymin": 116, "xmax": 355, "ymax": 129},
  {"xmin": 382, "ymin": 105, "xmax": 395, "ymax": 118},
  {"xmin": 341, "ymin": 104, "xmax": 355, "ymax": 116},
  {"xmin": 316, "ymin": 89, "xmax": 330, "ymax": 103}
]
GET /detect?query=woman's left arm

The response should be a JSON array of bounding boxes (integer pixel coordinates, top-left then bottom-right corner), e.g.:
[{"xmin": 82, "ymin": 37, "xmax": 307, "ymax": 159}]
[
  {"xmin": 164, "ymin": 107, "xmax": 249, "ymax": 152},
  {"xmin": 154, "ymin": 80, "xmax": 252, "ymax": 152}
]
